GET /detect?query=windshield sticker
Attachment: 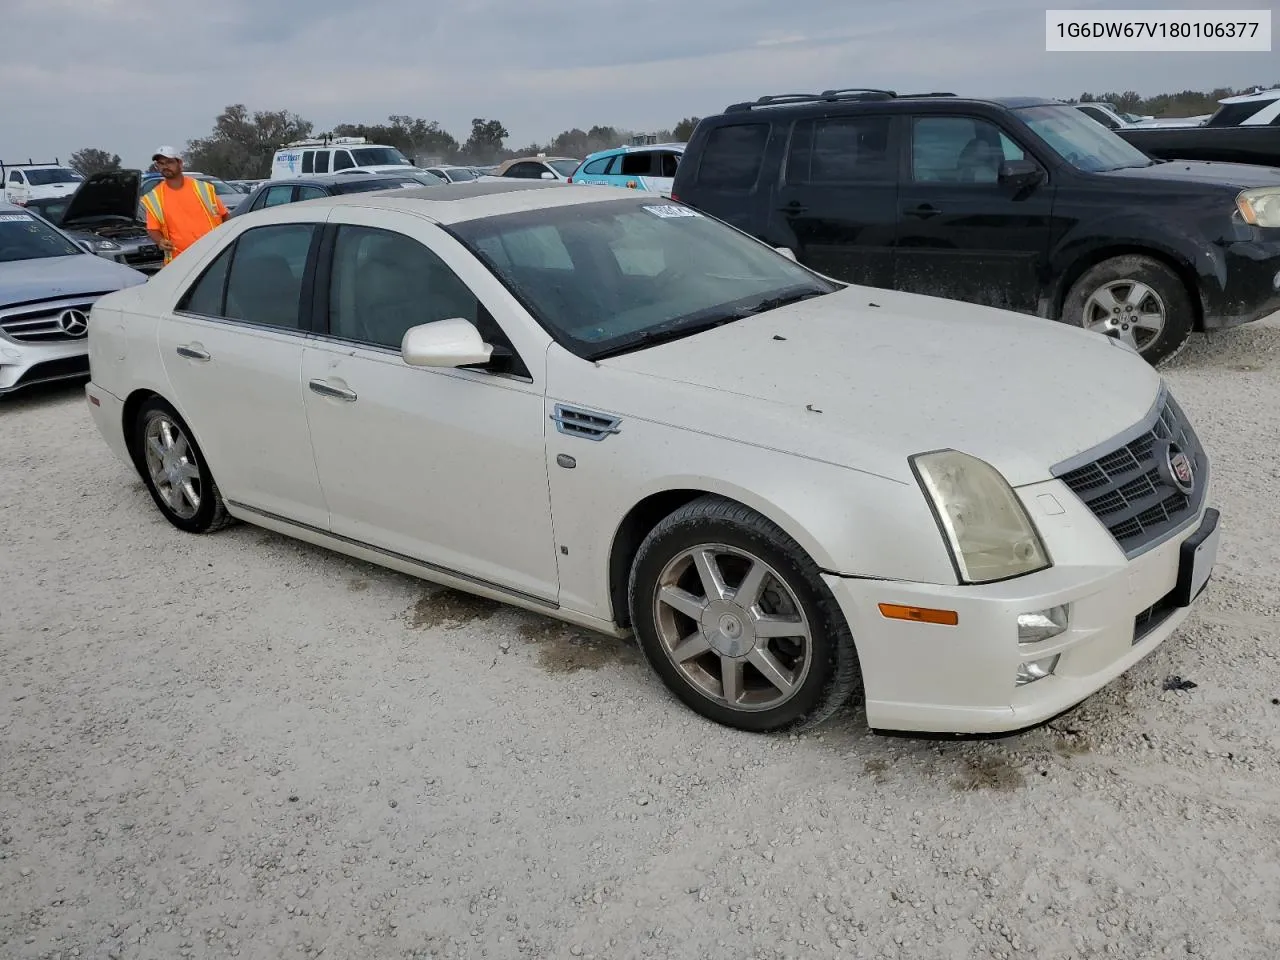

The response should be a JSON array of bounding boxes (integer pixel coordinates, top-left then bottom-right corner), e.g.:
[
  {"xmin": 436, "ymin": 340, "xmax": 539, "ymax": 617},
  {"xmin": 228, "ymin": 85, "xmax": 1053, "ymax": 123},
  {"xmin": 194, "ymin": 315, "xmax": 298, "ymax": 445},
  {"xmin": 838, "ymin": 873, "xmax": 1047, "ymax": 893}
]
[
  {"xmin": 0, "ymin": 214, "xmax": 33, "ymax": 222},
  {"xmin": 641, "ymin": 204, "xmax": 701, "ymax": 219}
]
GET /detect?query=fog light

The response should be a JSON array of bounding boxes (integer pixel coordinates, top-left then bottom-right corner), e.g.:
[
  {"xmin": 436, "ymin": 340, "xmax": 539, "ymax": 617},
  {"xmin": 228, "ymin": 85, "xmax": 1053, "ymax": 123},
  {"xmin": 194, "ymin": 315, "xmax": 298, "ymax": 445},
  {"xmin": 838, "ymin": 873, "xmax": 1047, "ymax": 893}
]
[
  {"xmin": 1016, "ymin": 654, "xmax": 1060, "ymax": 686},
  {"xmin": 1017, "ymin": 605, "xmax": 1068, "ymax": 644}
]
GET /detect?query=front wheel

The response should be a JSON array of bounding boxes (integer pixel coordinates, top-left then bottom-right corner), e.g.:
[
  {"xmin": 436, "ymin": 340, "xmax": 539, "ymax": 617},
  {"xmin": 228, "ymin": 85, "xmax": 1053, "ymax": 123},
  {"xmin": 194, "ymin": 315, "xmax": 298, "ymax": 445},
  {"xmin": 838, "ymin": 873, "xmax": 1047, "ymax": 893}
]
[
  {"xmin": 627, "ymin": 495, "xmax": 861, "ymax": 733},
  {"xmin": 1061, "ymin": 255, "xmax": 1194, "ymax": 365}
]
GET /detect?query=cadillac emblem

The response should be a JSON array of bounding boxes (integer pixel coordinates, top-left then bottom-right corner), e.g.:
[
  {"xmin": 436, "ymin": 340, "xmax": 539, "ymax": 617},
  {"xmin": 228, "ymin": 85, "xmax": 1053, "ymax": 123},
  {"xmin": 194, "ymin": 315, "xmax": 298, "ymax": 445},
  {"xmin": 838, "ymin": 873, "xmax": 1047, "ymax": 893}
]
[{"xmin": 1166, "ymin": 445, "xmax": 1194, "ymax": 494}]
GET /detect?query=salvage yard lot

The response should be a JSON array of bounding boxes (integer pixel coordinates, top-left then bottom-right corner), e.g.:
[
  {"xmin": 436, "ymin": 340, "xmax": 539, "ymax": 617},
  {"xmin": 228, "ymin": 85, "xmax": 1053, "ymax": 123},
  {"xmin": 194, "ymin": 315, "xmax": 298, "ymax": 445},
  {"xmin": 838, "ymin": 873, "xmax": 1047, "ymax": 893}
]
[{"xmin": 3, "ymin": 318, "xmax": 1280, "ymax": 960}]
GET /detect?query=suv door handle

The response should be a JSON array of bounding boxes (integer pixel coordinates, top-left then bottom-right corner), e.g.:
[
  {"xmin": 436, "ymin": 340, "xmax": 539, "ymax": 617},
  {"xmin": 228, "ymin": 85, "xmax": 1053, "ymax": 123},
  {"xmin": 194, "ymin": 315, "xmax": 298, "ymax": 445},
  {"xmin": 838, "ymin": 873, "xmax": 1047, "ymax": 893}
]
[
  {"xmin": 176, "ymin": 344, "xmax": 210, "ymax": 361},
  {"xmin": 905, "ymin": 203, "xmax": 942, "ymax": 219},
  {"xmin": 308, "ymin": 379, "xmax": 357, "ymax": 402}
]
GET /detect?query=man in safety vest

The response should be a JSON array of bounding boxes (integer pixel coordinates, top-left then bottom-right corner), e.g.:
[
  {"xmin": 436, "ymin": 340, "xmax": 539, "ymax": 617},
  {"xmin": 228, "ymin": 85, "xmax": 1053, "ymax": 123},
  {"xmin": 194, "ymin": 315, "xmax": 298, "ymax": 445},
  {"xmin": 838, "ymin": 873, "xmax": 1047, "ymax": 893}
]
[{"xmin": 141, "ymin": 146, "xmax": 229, "ymax": 266}]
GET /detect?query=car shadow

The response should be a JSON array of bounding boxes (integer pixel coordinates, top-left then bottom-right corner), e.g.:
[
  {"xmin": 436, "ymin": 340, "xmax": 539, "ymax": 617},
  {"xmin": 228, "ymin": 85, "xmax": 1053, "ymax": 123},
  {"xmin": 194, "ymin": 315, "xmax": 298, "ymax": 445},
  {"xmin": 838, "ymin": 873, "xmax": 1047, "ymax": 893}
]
[{"xmin": 0, "ymin": 377, "xmax": 89, "ymax": 412}]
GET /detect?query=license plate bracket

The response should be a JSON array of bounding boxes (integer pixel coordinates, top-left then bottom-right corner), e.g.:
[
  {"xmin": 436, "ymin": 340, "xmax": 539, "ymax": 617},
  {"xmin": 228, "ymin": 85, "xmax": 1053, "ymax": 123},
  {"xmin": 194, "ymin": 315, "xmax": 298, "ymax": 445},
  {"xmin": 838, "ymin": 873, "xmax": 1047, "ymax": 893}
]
[{"xmin": 1173, "ymin": 508, "xmax": 1220, "ymax": 607}]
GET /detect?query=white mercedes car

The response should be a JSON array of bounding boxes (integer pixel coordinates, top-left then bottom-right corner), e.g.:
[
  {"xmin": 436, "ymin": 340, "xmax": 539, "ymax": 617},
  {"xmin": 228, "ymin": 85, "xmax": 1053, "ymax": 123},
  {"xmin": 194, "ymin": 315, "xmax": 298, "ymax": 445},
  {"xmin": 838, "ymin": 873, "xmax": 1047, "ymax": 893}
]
[{"xmin": 83, "ymin": 181, "xmax": 1220, "ymax": 735}]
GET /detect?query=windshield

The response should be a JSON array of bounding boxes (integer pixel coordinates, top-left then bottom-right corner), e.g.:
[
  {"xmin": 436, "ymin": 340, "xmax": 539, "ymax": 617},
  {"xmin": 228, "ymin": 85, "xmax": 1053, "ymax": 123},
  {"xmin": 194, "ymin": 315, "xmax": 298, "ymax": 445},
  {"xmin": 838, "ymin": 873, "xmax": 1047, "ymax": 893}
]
[
  {"xmin": 449, "ymin": 198, "xmax": 838, "ymax": 360},
  {"xmin": 1014, "ymin": 104, "xmax": 1155, "ymax": 171},
  {"xmin": 548, "ymin": 159, "xmax": 580, "ymax": 177},
  {"xmin": 23, "ymin": 168, "xmax": 84, "ymax": 186},
  {"xmin": 0, "ymin": 211, "xmax": 83, "ymax": 262},
  {"xmin": 350, "ymin": 147, "xmax": 411, "ymax": 167},
  {"xmin": 26, "ymin": 199, "xmax": 70, "ymax": 224}
]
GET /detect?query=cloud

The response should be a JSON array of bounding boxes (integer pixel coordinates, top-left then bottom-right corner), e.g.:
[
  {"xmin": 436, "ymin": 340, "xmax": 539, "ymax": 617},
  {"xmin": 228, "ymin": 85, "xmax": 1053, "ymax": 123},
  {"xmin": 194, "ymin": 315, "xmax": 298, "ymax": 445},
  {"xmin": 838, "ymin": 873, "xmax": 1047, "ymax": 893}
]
[{"xmin": 3, "ymin": 0, "xmax": 1273, "ymax": 168}]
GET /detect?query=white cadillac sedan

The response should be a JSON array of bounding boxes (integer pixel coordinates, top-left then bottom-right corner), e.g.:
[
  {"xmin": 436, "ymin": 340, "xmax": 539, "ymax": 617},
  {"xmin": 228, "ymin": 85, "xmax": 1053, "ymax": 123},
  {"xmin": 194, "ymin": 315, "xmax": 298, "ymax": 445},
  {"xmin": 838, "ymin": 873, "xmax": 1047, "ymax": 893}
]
[{"xmin": 83, "ymin": 181, "xmax": 1220, "ymax": 735}]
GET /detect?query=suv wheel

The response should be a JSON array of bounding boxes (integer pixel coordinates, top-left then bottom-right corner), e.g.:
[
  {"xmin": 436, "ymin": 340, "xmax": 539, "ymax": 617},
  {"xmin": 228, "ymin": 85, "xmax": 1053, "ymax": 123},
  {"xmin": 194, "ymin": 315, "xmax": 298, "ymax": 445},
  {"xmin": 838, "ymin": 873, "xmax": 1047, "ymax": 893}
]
[
  {"xmin": 1062, "ymin": 255, "xmax": 1194, "ymax": 365},
  {"xmin": 627, "ymin": 495, "xmax": 861, "ymax": 733}
]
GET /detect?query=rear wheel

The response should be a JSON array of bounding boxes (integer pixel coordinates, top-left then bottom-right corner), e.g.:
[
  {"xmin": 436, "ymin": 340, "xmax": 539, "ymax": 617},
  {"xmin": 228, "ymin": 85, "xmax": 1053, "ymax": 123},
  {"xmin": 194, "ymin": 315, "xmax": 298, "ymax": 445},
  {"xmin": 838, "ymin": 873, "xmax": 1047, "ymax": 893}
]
[
  {"xmin": 628, "ymin": 495, "xmax": 860, "ymax": 733},
  {"xmin": 134, "ymin": 398, "xmax": 232, "ymax": 534},
  {"xmin": 1061, "ymin": 255, "xmax": 1194, "ymax": 365}
]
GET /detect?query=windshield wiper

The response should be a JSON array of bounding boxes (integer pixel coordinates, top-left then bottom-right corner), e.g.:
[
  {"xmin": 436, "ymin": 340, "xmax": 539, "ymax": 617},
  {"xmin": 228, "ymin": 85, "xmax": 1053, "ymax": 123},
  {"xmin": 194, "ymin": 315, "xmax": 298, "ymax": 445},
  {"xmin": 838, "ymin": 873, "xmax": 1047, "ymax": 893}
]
[
  {"xmin": 587, "ymin": 315, "xmax": 746, "ymax": 361},
  {"xmin": 747, "ymin": 288, "xmax": 829, "ymax": 313}
]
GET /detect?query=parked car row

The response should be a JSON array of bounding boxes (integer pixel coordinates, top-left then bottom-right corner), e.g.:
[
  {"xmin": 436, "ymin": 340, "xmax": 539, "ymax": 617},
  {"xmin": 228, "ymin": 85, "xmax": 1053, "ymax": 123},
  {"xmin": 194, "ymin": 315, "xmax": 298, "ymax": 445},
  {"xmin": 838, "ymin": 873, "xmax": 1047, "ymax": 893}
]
[{"xmin": 76, "ymin": 179, "xmax": 1222, "ymax": 739}]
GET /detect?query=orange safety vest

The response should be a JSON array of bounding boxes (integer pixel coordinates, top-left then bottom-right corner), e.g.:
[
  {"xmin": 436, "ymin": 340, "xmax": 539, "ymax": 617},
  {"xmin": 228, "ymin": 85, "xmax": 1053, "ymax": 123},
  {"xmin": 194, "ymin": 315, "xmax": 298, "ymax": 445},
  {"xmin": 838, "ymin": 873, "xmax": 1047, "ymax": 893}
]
[{"xmin": 140, "ymin": 178, "xmax": 222, "ymax": 264}]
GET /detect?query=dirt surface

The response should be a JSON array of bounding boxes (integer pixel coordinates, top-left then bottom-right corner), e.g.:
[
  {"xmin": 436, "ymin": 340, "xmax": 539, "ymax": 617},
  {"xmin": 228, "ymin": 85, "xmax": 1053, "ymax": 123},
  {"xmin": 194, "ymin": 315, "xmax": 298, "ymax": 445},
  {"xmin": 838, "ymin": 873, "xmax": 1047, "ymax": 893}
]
[{"xmin": 3, "ymin": 318, "xmax": 1280, "ymax": 960}]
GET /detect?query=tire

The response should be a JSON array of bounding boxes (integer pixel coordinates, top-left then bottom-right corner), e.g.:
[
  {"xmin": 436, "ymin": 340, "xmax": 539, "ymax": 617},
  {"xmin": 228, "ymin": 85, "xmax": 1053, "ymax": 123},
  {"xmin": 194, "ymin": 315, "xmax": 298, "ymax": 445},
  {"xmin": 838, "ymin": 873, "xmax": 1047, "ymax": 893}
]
[
  {"xmin": 134, "ymin": 398, "xmax": 233, "ymax": 534},
  {"xmin": 627, "ymin": 494, "xmax": 861, "ymax": 733},
  {"xmin": 1061, "ymin": 255, "xmax": 1194, "ymax": 366}
]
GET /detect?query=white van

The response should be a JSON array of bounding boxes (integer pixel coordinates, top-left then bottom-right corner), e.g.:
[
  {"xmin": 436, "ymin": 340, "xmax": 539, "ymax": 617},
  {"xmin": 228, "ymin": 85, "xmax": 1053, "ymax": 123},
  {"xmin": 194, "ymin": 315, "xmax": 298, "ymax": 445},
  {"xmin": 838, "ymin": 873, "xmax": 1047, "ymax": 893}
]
[
  {"xmin": 269, "ymin": 137, "xmax": 418, "ymax": 180},
  {"xmin": 2, "ymin": 163, "xmax": 85, "ymax": 205}
]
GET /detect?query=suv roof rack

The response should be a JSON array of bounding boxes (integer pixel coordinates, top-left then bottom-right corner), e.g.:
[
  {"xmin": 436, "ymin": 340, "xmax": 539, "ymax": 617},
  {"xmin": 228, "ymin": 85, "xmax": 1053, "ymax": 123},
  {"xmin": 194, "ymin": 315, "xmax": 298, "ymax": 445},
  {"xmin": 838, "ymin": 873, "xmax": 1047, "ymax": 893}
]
[{"xmin": 724, "ymin": 89, "xmax": 957, "ymax": 112}]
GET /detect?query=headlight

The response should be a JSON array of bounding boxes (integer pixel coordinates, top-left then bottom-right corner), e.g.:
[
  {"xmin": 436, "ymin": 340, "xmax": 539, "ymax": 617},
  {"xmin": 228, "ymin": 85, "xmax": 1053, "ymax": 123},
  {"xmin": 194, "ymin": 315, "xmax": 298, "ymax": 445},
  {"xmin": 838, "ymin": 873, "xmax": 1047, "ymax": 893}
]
[
  {"xmin": 91, "ymin": 239, "xmax": 122, "ymax": 252},
  {"xmin": 910, "ymin": 449, "xmax": 1051, "ymax": 584},
  {"xmin": 1236, "ymin": 187, "xmax": 1280, "ymax": 228}
]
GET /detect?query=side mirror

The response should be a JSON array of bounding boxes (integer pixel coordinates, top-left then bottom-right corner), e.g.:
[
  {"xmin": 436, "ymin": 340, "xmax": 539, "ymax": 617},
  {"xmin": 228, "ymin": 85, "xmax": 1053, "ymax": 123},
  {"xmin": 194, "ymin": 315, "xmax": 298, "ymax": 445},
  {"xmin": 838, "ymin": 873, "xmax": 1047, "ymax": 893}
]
[
  {"xmin": 774, "ymin": 246, "xmax": 797, "ymax": 261},
  {"xmin": 401, "ymin": 318, "xmax": 493, "ymax": 368},
  {"xmin": 540, "ymin": 171, "xmax": 555, "ymax": 180},
  {"xmin": 998, "ymin": 159, "xmax": 1044, "ymax": 191}
]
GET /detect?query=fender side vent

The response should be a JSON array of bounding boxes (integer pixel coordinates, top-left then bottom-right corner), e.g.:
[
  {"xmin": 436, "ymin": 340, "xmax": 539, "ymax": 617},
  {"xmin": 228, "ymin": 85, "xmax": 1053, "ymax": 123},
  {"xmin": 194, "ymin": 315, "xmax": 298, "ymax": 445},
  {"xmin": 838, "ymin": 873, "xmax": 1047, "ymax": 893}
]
[{"xmin": 551, "ymin": 404, "xmax": 621, "ymax": 441}]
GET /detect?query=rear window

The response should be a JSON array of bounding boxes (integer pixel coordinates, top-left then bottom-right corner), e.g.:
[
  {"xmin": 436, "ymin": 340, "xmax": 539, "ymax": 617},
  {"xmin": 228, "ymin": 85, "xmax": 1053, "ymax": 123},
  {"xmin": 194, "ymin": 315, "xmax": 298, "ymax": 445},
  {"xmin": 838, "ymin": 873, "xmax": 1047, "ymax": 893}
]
[
  {"xmin": 695, "ymin": 123, "xmax": 769, "ymax": 190},
  {"xmin": 582, "ymin": 156, "xmax": 615, "ymax": 175}
]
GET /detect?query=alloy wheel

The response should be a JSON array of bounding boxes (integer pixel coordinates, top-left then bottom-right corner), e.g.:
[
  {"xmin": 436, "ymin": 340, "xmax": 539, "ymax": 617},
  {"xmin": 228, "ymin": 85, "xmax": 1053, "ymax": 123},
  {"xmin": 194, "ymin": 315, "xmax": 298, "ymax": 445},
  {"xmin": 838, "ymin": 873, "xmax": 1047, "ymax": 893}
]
[
  {"xmin": 142, "ymin": 414, "xmax": 203, "ymax": 520},
  {"xmin": 1082, "ymin": 279, "xmax": 1167, "ymax": 353}
]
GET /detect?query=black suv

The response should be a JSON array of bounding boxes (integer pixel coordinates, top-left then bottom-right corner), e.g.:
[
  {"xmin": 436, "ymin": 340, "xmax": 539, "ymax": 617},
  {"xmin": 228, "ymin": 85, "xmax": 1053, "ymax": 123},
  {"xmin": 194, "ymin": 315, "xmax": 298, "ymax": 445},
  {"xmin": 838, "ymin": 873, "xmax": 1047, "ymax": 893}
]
[{"xmin": 671, "ymin": 89, "xmax": 1280, "ymax": 364}]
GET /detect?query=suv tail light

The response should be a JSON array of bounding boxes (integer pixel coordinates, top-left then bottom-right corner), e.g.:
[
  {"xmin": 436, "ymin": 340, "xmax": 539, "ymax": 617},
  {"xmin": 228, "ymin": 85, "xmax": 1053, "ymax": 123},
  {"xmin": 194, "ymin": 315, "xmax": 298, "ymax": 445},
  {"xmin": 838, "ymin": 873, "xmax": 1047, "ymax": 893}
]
[
  {"xmin": 567, "ymin": 176, "xmax": 573, "ymax": 183},
  {"xmin": 670, "ymin": 191, "xmax": 679, "ymax": 202}
]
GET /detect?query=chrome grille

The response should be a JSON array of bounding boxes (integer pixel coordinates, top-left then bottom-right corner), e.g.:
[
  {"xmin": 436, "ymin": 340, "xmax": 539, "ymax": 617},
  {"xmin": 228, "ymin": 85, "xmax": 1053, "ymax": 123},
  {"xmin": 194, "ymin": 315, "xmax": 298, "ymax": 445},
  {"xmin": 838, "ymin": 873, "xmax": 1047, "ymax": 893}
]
[
  {"xmin": 0, "ymin": 296, "xmax": 103, "ymax": 343},
  {"xmin": 1052, "ymin": 389, "xmax": 1207, "ymax": 557}
]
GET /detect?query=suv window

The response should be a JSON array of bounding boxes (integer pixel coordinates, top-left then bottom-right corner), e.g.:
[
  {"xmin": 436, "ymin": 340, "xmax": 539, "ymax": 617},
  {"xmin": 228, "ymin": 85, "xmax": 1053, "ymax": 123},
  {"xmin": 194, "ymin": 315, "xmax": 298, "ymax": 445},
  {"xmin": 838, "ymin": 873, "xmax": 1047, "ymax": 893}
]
[
  {"xmin": 186, "ymin": 224, "xmax": 316, "ymax": 329},
  {"xmin": 620, "ymin": 152, "xmax": 652, "ymax": 176},
  {"xmin": 328, "ymin": 225, "xmax": 481, "ymax": 349},
  {"xmin": 314, "ymin": 152, "xmax": 331, "ymax": 174},
  {"xmin": 583, "ymin": 156, "xmax": 614, "ymax": 175},
  {"xmin": 787, "ymin": 116, "xmax": 894, "ymax": 184},
  {"xmin": 660, "ymin": 152, "xmax": 680, "ymax": 177},
  {"xmin": 911, "ymin": 116, "xmax": 1025, "ymax": 184},
  {"xmin": 333, "ymin": 151, "xmax": 354, "ymax": 171},
  {"xmin": 696, "ymin": 123, "xmax": 769, "ymax": 190},
  {"xmin": 302, "ymin": 151, "xmax": 315, "ymax": 175}
]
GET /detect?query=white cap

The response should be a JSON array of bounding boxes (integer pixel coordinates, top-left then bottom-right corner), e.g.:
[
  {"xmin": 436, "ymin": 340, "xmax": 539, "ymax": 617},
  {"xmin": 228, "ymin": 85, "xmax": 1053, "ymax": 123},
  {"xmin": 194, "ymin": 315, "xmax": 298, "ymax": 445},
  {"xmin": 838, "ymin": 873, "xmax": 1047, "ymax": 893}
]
[{"xmin": 151, "ymin": 145, "xmax": 181, "ymax": 161}]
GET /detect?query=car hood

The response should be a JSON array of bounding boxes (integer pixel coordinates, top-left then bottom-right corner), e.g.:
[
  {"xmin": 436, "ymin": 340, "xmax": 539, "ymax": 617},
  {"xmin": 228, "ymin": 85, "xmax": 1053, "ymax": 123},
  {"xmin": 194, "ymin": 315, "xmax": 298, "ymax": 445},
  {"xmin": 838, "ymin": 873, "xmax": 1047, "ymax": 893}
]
[
  {"xmin": 0, "ymin": 254, "xmax": 146, "ymax": 306},
  {"xmin": 588, "ymin": 286, "xmax": 1161, "ymax": 487},
  {"xmin": 1098, "ymin": 158, "xmax": 1280, "ymax": 188},
  {"xmin": 61, "ymin": 169, "xmax": 143, "ymax": 225}
]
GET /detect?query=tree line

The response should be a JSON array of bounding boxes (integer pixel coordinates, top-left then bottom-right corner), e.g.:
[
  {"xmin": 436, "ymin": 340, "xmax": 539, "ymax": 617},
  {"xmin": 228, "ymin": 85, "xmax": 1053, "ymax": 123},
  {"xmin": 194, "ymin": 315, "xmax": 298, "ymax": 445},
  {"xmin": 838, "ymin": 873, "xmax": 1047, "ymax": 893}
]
[{"xmin": 64, "ymin": 84, "xmax": 1277, "ymax": 180}]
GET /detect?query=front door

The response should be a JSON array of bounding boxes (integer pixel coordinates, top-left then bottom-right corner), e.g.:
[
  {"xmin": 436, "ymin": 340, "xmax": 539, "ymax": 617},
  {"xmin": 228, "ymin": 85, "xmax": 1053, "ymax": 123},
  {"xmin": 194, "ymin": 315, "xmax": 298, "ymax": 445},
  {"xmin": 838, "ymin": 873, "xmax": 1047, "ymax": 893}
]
[
  {"xmin": 894, "ymin": 114, "xmax": 1054, "ymax": 314},
  {"xmin": 299, "ymin": 207, "xmax": 559, "ymax": 603},
  {"xmin": 157, "ymin": 218, "xmax": 329, "ymax": 527},
  {"xmin": 769, "ymin": 113, "xmax": 901, "ymax": 288}
]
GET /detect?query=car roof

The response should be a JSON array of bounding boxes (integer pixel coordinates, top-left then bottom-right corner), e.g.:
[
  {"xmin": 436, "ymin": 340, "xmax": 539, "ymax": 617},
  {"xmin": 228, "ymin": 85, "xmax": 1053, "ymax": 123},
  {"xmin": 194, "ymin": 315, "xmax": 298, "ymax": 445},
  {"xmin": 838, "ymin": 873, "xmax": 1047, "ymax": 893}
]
[
  {"xmin": 321, "ymin": 180, "xmax": 645, "ymax": 224},
  {"xmin": 717, "ymin": 92, "xmax": 1059, "ymax": 117},
  {"xmin": 584, "ymin": 143, "xmax": 686, "ymax": 161}
]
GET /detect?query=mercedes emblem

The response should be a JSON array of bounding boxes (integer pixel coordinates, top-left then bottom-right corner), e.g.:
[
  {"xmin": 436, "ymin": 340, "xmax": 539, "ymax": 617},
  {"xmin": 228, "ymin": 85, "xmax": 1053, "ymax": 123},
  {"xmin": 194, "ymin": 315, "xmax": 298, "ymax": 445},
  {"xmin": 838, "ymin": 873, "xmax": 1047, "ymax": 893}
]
[{"xmin": 57, "ymin": 309, "xmax": 89, "ymax": 338}]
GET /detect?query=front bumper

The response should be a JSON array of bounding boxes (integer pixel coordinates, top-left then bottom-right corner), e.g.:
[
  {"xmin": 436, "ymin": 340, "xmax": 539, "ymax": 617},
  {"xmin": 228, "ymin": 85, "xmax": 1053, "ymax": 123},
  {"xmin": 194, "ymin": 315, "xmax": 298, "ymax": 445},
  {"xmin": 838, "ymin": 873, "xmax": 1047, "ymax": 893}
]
[
  {"xmin": 1202, "ymin": 237, "xmax": 1280, "ymax": 330},
  {"xmin": 825, "ymin": 503, "xmax": 1220, "ymax": 734},
  {"xmin": 0, "ymin": 337, "xmax": 89, "ymax": 395}
]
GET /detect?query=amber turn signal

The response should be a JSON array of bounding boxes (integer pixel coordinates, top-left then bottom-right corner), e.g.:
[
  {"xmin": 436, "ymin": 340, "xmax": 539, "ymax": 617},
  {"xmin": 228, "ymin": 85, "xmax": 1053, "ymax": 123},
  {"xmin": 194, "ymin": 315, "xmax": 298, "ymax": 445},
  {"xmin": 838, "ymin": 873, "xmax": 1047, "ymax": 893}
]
[{"xmin": 877, "ymin": 603, "xmax": 959, "ymax": 626}]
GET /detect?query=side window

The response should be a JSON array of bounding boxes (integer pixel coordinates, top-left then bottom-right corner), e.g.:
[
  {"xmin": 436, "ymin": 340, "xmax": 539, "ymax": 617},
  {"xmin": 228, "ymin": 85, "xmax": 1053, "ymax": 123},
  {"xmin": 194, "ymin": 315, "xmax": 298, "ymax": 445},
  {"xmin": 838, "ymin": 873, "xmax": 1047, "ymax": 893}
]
[
  {"xmin": 911, "ymin": 116, "xmax": 1024, "ymax": 184},
  {"xmin": 582, "ymin": 156, "xmax": 614, "ymax": 175},
  {"xmin": 333, "ymin": 151, "xmax": 355, "ymax": 171},
  {"xmin": 223, "ymin": 224, "xmax": 316, "ymax": 329},
  {"xmin": 8, "ymin": 171, "xmax": 20, "ymax": 184},
  {"xmin": 297, "ymin": 185, "xmax": 327, "ymax": 202},
  {"xmin": 786, "ymin": 116, "xmax": 894, "ymax": 184},
  {"xmin": 1078, "ymin": 106, "xmax": 1118, "ymax": 129},
  {"xmin": 315, "ymin": 152, "xmax": 331, "ymax": 174},
  {"xmin": 301, "ymin": 151, "xmax": 314, "ymax": 175},
  {"xmin": 262, "ymin": 185, "xmax": 295, "ymax": 207},
  {"xmin": 695, "ymin": 123, "xmax": 769, "ymax": 190},
  {"xmin": 328, "ymin": 225, "xmax": 481, "ymax": 349},
  {"xmin": 660, "ymin": 152, "xmax": 680, "ymax": 177},
  {"xmin": 177, "ymin": 244, "xmax": 235, "ymax": 316},
  {"xmin": 619, "ymin": 152, "xmax": 653, "ymax": 176}
]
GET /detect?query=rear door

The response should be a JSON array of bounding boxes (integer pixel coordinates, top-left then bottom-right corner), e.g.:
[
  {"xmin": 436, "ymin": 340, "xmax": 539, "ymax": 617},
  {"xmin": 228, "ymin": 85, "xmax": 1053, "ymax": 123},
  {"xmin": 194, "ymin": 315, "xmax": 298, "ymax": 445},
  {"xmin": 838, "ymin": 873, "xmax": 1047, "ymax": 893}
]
[
  {"xmin": 572, "ymin": 153, "xmax": 620, "ymax": 187},
  {"xmin": 893, "ymin": 113, "xmax": 1054, "ymax": 314},
  {"xmin": 769, "ymin": 113, "xmax": 901, "ymax": 288}
]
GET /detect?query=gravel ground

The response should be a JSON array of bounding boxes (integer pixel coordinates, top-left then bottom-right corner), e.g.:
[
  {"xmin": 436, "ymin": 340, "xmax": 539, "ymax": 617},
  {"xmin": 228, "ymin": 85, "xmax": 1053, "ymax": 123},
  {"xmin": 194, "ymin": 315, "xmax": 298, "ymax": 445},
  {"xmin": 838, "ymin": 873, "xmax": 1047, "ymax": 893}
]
[{"xmin": 3, "ymin": 317, "xmax": 1280, "ymax": 960}]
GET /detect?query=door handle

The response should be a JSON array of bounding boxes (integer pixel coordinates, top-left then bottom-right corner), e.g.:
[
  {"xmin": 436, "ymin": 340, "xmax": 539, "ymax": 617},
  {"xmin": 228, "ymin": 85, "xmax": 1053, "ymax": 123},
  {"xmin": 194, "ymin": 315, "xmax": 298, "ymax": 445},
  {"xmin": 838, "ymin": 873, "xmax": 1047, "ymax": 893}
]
[
  {"xmin": 905, "ymin": 204, "xmax": 942, "ymax": 219},
  {"xmin": 176, "ymin": 344, "xmax": 210, "ymax": 361},
  {"xmin": 308, "ymin": 379, "xmax": 357, "ymax": 402}
]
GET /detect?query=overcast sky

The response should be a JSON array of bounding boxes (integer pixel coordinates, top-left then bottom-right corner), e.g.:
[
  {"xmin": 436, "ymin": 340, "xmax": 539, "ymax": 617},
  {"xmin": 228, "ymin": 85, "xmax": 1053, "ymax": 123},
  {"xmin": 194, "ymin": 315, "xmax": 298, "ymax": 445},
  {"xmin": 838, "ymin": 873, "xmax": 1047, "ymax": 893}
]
[{"xmin": 4, "ymin": 0, "xmax": 1274, "ymax": 167}]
